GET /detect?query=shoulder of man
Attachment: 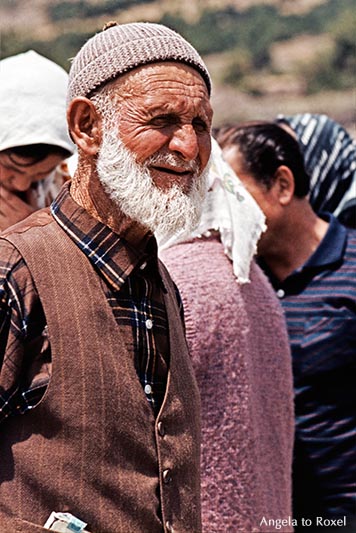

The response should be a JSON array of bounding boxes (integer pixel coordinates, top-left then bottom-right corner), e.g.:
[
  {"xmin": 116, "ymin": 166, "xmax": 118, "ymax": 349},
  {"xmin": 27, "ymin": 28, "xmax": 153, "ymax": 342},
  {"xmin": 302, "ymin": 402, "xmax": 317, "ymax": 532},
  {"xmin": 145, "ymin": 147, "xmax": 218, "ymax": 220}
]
[
  {"xmin": 0, "ymin": 208, "xmax": 55, "ymax": 286},
  {"xmin": 345, "ymin": 225, "xmax": 356, "ymax": 240},
  {"xmin": 344, "ymin": 226, "xmax": 356, "ymax": 261},
  {"xmin": 0, "ymin": 208, "xmax": 53, "ymax": 240}
]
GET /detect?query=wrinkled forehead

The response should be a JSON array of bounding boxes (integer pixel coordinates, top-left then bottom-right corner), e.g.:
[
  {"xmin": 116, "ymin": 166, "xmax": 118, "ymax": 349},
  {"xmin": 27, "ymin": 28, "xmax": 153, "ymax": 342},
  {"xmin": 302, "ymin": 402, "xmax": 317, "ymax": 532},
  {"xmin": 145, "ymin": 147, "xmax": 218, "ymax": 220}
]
[{"xmin": 102, "ymin": 61, "xmax": 210, "ymax": 99}]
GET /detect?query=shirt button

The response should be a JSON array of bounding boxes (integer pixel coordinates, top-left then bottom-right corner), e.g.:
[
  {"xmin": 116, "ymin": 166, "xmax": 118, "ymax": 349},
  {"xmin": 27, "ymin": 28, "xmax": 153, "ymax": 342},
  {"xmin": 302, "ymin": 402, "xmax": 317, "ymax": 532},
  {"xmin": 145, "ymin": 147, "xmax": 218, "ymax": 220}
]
[
  {"xmin": 276, "ymin": 289, "xmax": 285, "ymax": 299},
  {"xmin": 144, "ymin": 384, "xmax": 152, "ymax": 395},
  {"xmin": 157, "ymin": 421, "xmax": 165, "ymax": 437},
  {"xmin": 165, "ymin": 521, "xmax": 174, "ymax": 532},
  {"xmin": 163, "ymin": 468, "xmax": 172, "ymax": 484},
  {"xmin": 145, "ymin": 319, "xmax": 153, "ymax": 329}
]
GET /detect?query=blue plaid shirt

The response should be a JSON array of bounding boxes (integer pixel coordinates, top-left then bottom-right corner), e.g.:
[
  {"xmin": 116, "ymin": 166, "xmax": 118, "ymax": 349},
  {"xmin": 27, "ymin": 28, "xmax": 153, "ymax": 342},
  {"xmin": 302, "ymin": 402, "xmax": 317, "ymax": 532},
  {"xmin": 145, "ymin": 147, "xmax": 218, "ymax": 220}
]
[{"xmin": 0, "ymin": 183, "xmax": 177, "ymax": 421}]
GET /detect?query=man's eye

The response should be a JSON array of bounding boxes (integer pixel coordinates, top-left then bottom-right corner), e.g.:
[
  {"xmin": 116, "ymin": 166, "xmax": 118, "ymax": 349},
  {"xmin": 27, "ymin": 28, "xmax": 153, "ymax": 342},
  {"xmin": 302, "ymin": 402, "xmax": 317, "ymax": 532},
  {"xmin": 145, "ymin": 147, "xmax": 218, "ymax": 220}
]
[
  {"xmin": 192, "ymin": 118, "xmax": 208, "ymax": 133},
  {"xmin": 149, "ymin": 115, "xmax": 177, "ymax": 127}
]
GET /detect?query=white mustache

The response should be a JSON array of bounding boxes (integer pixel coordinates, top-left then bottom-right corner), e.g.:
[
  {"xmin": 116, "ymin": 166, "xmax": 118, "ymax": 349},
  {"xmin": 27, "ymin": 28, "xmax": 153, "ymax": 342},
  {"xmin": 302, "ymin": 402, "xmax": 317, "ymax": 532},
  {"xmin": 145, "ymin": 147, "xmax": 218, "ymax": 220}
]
[{"xmin": 144, "ymin": 152, "xmax": 200, "ymax": 175}]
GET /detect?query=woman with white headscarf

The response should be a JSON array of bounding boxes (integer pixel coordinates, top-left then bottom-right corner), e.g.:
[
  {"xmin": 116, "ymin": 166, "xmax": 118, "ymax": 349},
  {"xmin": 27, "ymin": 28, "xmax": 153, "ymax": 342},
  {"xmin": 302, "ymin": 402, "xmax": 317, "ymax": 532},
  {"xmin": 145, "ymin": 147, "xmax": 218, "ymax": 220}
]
[{"xmin": 0, "ymin": 50, "xmax": 75, "ymax": 231}]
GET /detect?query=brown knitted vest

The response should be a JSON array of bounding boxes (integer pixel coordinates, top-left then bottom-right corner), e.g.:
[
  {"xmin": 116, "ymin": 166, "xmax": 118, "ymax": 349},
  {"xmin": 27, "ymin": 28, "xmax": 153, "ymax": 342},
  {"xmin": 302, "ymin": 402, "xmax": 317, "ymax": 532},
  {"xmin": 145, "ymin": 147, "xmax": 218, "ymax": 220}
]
[{"xmin": 0, "ymin": 210, "xmax": 201, "ymax": 533}]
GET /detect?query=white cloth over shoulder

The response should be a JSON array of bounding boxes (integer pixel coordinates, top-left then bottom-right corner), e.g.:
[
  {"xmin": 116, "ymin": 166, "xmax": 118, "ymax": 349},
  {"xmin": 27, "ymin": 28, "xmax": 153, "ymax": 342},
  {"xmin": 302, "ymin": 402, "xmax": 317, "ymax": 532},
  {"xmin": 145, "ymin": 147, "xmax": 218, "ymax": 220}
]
[
  {"xmin": 0, "ymin": 50, "xmax": 74, "ymax": 154},
  {"xmin": 159, "ymin": 138, "xmax": 266, "ymax": 283}
]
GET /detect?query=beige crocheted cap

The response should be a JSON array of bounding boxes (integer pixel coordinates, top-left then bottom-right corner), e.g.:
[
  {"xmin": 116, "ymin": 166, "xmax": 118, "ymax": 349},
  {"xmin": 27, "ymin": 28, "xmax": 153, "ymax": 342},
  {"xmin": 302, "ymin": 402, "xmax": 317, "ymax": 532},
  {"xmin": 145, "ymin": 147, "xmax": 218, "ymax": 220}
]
[{"xmin": 67, "ymin": 21, "xmax": 211, "ymax": 103}]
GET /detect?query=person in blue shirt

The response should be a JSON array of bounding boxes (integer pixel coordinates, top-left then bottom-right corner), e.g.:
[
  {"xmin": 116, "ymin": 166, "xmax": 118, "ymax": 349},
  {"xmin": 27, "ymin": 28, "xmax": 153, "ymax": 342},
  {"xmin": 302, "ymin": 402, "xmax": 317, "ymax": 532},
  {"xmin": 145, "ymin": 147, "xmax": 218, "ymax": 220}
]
[{"xmin": 216, "ymin": 121, "xmax": 356, "ymax": 532}]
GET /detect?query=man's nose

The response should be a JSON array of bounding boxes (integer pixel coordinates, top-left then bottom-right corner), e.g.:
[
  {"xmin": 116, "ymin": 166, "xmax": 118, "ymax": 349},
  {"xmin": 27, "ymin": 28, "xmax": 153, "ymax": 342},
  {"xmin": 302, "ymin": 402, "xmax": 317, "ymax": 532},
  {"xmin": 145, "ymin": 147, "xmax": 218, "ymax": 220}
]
[{"xmin": 168, "ymin": 124, "xmax": 199, "ymax": 162}]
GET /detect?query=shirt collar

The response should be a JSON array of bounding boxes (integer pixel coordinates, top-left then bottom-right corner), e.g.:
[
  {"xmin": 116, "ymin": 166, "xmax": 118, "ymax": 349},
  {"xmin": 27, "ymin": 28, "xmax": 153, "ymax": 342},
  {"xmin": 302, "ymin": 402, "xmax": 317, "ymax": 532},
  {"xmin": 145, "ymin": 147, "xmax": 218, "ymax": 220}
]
[
  {"xmin": 51, "ymin": 182, "xmax": 157, "ymax": 291},
  {"xmin": 303, "ymin": 213, "xmax": 347, "ymax": 269},
  {"xmin": 258, "ymin": 213, "xmax": 347, "ymax": 288}
]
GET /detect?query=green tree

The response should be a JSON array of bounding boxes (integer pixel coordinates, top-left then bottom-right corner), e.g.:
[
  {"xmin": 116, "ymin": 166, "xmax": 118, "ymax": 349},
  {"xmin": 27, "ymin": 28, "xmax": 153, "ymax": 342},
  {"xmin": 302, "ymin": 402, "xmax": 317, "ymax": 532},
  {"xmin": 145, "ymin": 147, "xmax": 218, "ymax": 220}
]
[{"xmin": 303, "ymin": 7, "xmax": 355, "ymax": 93}]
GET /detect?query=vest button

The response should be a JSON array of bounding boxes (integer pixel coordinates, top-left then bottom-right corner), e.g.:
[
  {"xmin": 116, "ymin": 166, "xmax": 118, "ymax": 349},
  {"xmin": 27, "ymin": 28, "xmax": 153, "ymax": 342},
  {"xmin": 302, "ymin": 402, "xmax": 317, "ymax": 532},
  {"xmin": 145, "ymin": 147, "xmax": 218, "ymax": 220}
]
[
  {"xmin": 165, "ymin": 521, "xmax": 174, "ymax": 532},
  {"xmin": 157, "ymin": 421, "xmax": 165, "ymax": 437},
  {"xmin": 163, "ymin": 468, "xmax": 172, "ymax": 484}
]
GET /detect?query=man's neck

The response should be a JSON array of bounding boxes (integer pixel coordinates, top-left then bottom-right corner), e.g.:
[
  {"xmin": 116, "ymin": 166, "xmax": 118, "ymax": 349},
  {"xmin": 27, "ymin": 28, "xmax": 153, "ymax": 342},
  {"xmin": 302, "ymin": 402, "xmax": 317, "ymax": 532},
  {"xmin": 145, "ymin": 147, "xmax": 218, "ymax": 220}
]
[
  {"xmin": 261, "ymin": 200, "xmax": 329, "ymax": 281},
  {"xmin": 70, "ymin": 164, "xmax": 149, "ymax": 247}
]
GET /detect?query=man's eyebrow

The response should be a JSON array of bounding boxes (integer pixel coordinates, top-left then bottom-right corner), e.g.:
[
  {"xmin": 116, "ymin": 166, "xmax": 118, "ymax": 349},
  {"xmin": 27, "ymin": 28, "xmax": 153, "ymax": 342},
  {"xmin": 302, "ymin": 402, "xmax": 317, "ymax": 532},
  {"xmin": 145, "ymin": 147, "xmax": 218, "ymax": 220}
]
[{"xmin": 150, "ymin": 112, "xmax": 179, "ymax": 120}]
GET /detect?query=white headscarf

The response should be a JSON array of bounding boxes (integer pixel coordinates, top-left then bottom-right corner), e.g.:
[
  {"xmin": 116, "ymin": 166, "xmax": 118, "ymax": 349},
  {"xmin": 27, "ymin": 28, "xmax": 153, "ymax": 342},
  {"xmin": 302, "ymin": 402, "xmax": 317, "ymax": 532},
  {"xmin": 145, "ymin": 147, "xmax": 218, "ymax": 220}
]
[
  {"xmin": 159, "ymin": 138, "xmax": 266, "ymax": 283},
  {"xmin": 0, "ymin": 50, "xmax": 74, "ymax": 154}
]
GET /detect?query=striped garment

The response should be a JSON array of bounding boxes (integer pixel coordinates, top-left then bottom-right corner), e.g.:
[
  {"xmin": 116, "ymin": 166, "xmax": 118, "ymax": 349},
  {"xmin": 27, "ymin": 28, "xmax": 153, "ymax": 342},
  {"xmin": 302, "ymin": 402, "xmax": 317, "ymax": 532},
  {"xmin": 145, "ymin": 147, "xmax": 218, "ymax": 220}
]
[
  {"xmin": 0, "ymin": 183, "xmax": 175, "ymax": 422},
  {"xmin": 276, "ymin": 113, "xmax": 356, "ymax": 228},
  {"xmin": 259, "ymin": 214, "xmax": 356, "ymax": 520}
]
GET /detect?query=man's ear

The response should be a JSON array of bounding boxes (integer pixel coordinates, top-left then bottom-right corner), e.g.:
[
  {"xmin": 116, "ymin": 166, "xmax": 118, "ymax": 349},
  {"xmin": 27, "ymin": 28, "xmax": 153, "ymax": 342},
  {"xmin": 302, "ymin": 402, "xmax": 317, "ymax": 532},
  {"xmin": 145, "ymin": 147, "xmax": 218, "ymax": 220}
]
[
  {"xmin": 274, "ymin": 165, "xmax": 295, "ymax": 206},
  {"xmin": 67, "ymin": 97, "xmax": 102, "ymax": 155}
]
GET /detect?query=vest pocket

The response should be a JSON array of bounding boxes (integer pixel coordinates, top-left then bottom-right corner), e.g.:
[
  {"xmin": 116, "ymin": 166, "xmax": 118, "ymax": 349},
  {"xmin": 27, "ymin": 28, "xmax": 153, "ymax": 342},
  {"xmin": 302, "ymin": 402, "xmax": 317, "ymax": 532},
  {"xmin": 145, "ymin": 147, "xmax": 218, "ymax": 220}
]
[
  {"xmin": 13, "ymin": 517, "xmax": 92, "ymax": 532},
  {"xmin": 13, "ymin": 518, "xmax": 50, "ymax": 532}
]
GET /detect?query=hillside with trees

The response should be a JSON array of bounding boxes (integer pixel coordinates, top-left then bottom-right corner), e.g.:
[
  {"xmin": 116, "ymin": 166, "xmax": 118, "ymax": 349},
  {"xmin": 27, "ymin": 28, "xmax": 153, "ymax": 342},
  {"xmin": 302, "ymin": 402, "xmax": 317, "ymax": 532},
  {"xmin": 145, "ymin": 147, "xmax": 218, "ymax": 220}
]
[{"xmin": 0, "ymin": 0, "xmax": 354, "ymax": 131}]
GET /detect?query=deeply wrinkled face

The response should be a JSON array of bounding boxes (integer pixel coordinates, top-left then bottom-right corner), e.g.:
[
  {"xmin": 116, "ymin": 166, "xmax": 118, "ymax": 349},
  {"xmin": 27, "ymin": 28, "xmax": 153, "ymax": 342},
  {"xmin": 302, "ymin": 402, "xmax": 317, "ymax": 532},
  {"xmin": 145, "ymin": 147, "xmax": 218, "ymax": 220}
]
[
  {"xmin": 95, "ymin": 62, "xmax": 213, "ymax": 241},
  {"xmin": 111, "ymin": 62, "xmax": 212, "ymax": 186}
]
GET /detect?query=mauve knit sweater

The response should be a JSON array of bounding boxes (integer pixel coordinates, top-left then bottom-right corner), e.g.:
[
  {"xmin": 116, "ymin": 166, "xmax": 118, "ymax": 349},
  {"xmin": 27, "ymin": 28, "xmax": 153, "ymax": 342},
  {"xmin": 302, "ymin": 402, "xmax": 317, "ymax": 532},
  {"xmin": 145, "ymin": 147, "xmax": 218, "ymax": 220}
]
[{"xmin": 161, "ymin": 234, "xmax": 294, "ymax": 532}]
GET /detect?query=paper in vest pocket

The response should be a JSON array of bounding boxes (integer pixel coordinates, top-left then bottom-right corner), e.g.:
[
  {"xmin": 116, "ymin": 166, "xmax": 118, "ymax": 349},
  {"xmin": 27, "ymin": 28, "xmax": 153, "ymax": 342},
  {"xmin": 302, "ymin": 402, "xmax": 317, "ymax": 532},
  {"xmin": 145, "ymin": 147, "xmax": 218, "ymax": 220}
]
[{"xmin": 44, "ymin": 512, "xmax": 90, "ymax": 532}]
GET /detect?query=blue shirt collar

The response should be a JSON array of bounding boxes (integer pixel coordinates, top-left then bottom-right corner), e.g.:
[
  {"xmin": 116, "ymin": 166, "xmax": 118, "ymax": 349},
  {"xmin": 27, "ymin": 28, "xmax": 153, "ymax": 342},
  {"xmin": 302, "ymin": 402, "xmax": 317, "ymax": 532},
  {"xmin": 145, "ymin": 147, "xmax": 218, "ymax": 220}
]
[
  {"xmin": 303, "ymin": 213, "xmax": 347, "ymax": 269},
  {"xmin": 257, "ymin": 213, "xmax": 348, "ymax": 289}
]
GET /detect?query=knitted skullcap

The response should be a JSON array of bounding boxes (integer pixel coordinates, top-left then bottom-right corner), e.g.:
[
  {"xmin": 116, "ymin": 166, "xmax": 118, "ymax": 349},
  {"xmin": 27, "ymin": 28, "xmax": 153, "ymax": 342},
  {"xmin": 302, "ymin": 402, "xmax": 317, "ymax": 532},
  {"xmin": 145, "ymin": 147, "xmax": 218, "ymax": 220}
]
[{"xmin": 67, "ymin": 21, "xmax": 211, "ymax": 102}]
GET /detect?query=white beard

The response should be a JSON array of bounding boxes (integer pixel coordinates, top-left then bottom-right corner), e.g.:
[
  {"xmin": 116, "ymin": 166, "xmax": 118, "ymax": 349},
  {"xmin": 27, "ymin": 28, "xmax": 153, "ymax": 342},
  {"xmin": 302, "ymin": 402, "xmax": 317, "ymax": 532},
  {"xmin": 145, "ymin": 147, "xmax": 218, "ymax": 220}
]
[{"xmin": 96, "ymin": 127, "xmax": 210, "ymax": 243}]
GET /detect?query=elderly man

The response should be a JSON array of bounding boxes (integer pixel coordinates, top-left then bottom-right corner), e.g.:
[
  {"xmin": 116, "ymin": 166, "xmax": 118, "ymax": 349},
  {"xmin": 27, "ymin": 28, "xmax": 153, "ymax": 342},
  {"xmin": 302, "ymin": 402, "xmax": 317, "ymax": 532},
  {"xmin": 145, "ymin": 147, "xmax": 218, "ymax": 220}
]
[{"xmin": 0, "ymin": 22, "xmax": 213, "ymax": 533}]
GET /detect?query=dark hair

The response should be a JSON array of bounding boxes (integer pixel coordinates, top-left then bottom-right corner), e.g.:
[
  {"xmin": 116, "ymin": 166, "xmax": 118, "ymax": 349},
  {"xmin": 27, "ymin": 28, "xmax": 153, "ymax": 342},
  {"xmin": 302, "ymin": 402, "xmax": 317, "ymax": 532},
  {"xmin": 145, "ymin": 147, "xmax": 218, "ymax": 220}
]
[
  {"xmin": 215, "ymin": 121, "xmax": 310, "ymax": 198},
  {"xmin": 3, "ymin": 144, "xmax": 71, "ymax": 167}
]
